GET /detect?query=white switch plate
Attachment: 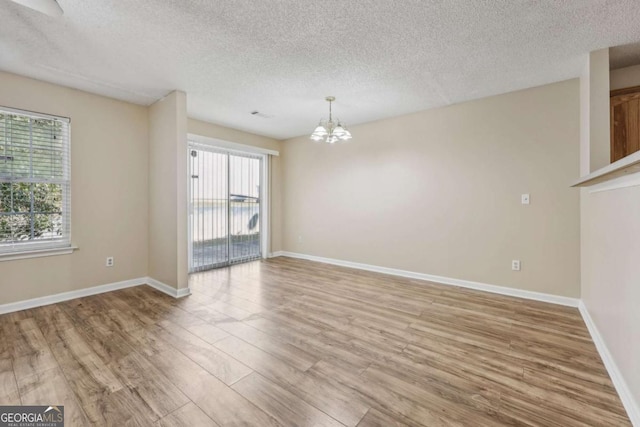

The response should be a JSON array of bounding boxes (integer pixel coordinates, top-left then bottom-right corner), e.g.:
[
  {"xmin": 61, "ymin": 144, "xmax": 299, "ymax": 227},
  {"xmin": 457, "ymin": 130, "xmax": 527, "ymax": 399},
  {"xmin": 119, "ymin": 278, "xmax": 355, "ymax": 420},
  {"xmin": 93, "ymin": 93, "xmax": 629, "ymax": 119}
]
[
  {"xmin": 512, "ymin": 260, "xmax": 521, "ymax": 271},
  {"xmin": 106, "ymin": 257, "xmax": 114, "ymax": 267},
  {"xmin": 521, "ymin": 194, "xmax": 530, "ymax": 205}
]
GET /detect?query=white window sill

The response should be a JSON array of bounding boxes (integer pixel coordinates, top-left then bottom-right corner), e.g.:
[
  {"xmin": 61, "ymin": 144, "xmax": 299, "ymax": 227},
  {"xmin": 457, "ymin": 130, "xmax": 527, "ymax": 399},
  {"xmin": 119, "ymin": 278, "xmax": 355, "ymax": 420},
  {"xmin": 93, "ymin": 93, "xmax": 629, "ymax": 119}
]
[{"xmin": 0, "ymin": 246, "xmax": 78, "ymax": 262}]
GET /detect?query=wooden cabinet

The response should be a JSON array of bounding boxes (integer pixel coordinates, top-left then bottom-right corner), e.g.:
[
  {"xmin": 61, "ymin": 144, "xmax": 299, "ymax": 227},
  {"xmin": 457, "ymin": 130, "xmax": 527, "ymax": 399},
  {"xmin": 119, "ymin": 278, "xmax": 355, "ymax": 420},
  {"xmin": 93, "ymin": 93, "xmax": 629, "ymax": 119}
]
[{"xmin": 610, "ymin": 86, "xmax": 640, "ymax": 162}]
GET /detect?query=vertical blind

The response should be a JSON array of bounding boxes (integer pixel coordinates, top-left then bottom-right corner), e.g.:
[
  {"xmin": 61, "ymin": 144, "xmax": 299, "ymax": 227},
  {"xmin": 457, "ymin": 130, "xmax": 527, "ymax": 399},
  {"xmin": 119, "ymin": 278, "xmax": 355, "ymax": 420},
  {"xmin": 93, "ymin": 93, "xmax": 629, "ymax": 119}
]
[
  {"xmin": 188, "ymin": 142, "xmax": 262, "ymax": 272},
  {"xmin": 228, "ymin": 151, "xmax": 262, "ymax": 264},
  {"xmin": 0, "ymin": 107, "xmax": 71, "ymax": 253}
]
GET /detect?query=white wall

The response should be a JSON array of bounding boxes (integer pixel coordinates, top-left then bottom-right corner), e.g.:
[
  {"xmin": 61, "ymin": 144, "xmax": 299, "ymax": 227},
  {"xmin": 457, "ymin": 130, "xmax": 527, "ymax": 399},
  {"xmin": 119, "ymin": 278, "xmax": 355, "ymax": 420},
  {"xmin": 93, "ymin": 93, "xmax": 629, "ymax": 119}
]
[
  {"xmin": 579, "ymin": 48, "xmax": 640, "ymax": 424},
  {"xmin": 282, "ymin": 79, "xmax": 581, "ymax": 297},
  {"xmin": 581, "ymin": 185, "xmax": 640, "ymax": 420},
  {"xmin": 0, "ymin": 72, "xmax": 149, "ymax": 304},
  {"xmin": 578, "ymin": 50, "xmax": 640, "ymax": 423}
]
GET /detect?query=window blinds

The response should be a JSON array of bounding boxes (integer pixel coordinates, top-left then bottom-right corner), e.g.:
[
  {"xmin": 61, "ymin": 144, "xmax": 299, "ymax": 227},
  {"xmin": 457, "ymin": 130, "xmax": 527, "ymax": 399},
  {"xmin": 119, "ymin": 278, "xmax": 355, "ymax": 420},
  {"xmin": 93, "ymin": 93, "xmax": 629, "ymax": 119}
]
[
  {"xmin": 188, "ymin": 142, "xmax": 263, "ymax": 271},
  {"xmin": 0, "ymin": 107, "xmax": 71, "ymax": 253}
]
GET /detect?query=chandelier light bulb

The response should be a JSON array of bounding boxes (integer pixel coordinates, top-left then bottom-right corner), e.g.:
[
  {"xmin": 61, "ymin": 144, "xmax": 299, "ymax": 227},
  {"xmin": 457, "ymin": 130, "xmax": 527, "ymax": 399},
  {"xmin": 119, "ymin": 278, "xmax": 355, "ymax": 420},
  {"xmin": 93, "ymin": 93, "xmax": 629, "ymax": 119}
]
[
  {"xmin": 309, "ymin": 97, "xmax": 352, "ymax": 144},
  {"xmin": 313, "ymin": 123, "xmax": 328, "ymax": 136}
]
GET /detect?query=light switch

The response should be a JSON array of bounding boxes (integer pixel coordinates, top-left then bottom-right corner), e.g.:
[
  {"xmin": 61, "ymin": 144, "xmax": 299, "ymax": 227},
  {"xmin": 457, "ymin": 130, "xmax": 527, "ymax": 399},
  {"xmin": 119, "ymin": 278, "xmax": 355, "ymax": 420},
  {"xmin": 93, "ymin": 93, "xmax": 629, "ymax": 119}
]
[{"xmin": 521, "ymin": 194, "xmax": 530, "ymax": 205}]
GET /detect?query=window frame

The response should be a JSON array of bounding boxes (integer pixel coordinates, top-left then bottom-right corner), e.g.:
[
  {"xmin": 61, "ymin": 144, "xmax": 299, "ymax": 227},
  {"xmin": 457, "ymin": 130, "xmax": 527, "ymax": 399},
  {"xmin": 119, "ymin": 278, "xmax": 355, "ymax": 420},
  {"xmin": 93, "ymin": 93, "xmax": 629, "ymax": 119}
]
[{"xmin": 0, "ymin": 106, "xmax": 72, "ymax": 258}]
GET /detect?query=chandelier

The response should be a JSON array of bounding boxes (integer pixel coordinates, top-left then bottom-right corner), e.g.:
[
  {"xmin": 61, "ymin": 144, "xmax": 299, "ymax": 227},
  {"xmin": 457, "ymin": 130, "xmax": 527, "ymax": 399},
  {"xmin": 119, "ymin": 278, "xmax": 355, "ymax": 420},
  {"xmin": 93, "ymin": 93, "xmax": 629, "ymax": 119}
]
[{"xmin": 309, "ymin": 96, "xmax": 352, "ymax": 143}]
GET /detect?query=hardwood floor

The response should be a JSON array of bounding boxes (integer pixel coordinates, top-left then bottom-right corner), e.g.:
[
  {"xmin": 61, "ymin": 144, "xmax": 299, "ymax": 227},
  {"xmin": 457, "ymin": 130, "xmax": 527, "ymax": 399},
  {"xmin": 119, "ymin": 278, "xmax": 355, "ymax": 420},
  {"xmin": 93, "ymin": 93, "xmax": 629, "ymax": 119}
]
[{"xmin": 0, "ymin": 257, "xmax": 631, "ymax": 426}]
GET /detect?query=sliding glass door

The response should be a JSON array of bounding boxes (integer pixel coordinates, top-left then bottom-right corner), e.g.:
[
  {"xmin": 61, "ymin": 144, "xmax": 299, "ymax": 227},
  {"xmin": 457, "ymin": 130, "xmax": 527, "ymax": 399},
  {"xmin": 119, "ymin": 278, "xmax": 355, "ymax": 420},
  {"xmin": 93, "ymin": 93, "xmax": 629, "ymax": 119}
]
[
  {"xmin": 188, "ymin": 144, "xmax": 262, "ymax": 272},
  {"xmin": 228, "ymin": 153, "xmax": 262, "ymax": 263}
]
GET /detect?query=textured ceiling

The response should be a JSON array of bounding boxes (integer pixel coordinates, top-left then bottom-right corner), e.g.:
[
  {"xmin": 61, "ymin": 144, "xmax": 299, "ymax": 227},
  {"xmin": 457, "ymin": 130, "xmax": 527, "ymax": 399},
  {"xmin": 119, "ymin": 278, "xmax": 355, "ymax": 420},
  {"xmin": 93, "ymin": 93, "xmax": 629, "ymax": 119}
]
[{"xmin": 1, "ymin": 1, "xmax": 640, "ymax": 139}]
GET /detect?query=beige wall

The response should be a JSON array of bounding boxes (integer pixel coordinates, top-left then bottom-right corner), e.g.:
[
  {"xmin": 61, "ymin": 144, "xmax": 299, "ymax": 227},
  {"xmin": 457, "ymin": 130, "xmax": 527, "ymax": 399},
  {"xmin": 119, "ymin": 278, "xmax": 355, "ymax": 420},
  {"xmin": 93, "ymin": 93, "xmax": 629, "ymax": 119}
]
[
  {"xmin": 0, "ymin": 71, "xmax": 149, "ymax": 304},
  {"xmin": 0, "ymin": 74, "xmax": 282, "ymax": 305},
  {"xmin": 589, "ymin": 49, "xmax": 611, "ymax": 172},
  {"xmin": 282, "ymin": 79, "xmax": 581, "ymax": 297},
  {"xmin": 189, "ymin": 119, "xmax": 281, "ymax": 152},
  {"xmin": 610, "ymin": 64, "xmax": 640, "ymax": 91},
  {"xmin": 149, "ymin": 91, "xmax": 188, "ymax": 290},
  {"xmin": 581, "ymin": 185, "xmax": 640, "ymax": 411},
  {"xmin": 580, "ymin": 69, "xmax": 591, "ymax": 176},
  {"xmin": 580, "ymin": 49, "xmax": 612, "ymax": 176},
  {"xmin": 188, "ymin": 119, "xmax": 283, "ymax": 253}
]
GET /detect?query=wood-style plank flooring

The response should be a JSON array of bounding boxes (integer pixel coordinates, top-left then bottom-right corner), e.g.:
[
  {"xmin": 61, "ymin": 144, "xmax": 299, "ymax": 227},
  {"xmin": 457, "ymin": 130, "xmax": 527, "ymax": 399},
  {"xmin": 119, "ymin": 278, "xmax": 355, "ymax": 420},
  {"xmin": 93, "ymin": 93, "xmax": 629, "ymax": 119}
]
[{"xmin": 0, "ymin": 257, "xmax": 631, "ymax": 426}]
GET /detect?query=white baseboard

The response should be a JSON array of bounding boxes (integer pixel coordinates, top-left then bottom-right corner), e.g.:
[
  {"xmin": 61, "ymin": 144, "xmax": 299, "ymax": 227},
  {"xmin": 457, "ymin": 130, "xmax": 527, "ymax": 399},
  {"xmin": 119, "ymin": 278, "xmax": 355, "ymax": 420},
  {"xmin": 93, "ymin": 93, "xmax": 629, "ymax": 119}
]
[
  {"xmin": 579, "ymin": 302, "xmax": 640, "ymax": 426},
  {"xmin": 145, "ymin": 277, "xmax": 191, "ymax": 298},
  {"xmin": 0, "ymin": 255, "xmax": 634, "ymax": 424},
  {"xmin": 0, "ymin": 277, "xmax": 191, "ymax": 315},
  {"xmin": 273, "ymin": 252, "xmax": 640, "ymax": 423},
  {"xmin": 0, "ymin": 277, "xmax": 147, "ymax": 315},
  {"xmin": 274, "ymin": 251, "xmax": 579, "ymax": 307}
]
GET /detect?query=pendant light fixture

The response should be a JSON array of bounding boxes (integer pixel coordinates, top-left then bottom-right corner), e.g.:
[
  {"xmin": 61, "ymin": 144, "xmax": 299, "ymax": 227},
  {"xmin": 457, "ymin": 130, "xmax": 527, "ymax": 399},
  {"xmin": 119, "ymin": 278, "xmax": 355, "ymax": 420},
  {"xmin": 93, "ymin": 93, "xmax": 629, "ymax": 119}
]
[{"xmin": 310, "ymin": 96, "xmax": 352, "ymax": 143}]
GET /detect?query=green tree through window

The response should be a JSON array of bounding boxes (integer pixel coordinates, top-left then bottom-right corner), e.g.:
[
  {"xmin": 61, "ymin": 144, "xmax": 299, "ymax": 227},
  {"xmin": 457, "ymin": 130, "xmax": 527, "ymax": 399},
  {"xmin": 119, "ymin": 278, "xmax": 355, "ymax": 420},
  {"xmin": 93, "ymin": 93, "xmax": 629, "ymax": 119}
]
[{"xmin": 0, "ymin": 110, "xmax": 70, "ymax": 250}]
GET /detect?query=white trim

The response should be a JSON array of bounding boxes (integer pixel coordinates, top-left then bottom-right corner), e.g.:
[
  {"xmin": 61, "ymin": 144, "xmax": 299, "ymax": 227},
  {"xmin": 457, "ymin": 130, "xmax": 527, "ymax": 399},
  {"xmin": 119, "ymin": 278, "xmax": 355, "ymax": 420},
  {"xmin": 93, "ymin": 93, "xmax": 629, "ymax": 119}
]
[
  {"xmin": 186, "ymin": 144, "xmax": 193, "ymax": 273},
  {"xmin": 274, "ymin": 251, "xmax": 579, "ymax": 307},
  {"xmin": 0, "ymin": 246, "xmax": 78, "ymax": 262},
  {"xmin": 589, "ymin": 173, "xmax": 640, "ymax": 193},
  {"xmin": 188, "ymin": 133, "xmax": 279, "ymax": 156},
  {"xmin": 146, "ymin": 277, "xmax": 191, "ymax": 298},
  {"xmin": 269, "ymin": 251, "xmax": 284, "ymax": 258},
  {"xmin": 0, "ymin": 105, "xmax": 70, "ymax": 123},
  {"xmin": 579, "ymin": 301, "xmax": 640, "ymax": 426},
  {"xmin": 573, "ymin": 150, "xmax": 640, "ymax": 187},
  {"xmin": 261, "ymin": 155, "xmax": 270, "ymax": 259},
  {"xmin": 0, "ymin": 277, "xmax": 192, "ymax": 315},
  {"xmin": 176, "ymin": 287, "xmax": 191, "ymax": 298},
  {"xmin": 0, "ymin": 277, "xmax": 146, "ymax": 315}
]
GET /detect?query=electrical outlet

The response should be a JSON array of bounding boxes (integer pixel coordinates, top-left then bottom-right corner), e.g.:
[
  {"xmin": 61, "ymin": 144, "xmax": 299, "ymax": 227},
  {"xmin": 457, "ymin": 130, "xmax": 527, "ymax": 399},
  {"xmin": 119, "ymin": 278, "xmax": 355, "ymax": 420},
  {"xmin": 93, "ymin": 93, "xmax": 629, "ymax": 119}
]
[
  {"xmin": 106, "ymin": 257, "xmax": 114, "ymax": 267},
  {"xmin": 521, "ymin": 194, "xmax": 530, "ymax": 205},
  {"xmin": 512, "ymin": 260, "xmax": 521, "ymax": 271}
]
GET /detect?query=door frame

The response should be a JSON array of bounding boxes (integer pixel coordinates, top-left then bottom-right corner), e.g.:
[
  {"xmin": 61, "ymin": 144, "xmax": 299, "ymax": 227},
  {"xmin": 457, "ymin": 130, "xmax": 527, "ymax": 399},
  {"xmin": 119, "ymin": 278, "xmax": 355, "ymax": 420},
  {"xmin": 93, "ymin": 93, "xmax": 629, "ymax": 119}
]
[{"xmin": 186, "ymin": 134, "xmax": 278, "ymax": 271}]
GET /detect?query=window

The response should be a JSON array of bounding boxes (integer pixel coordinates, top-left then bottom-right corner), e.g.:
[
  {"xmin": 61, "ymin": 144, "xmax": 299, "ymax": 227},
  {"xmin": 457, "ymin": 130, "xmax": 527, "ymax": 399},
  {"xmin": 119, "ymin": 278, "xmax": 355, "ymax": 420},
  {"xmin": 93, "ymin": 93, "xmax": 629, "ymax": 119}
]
[{"xmin": 0, "ymin": 107, "xmax": 71, "ymax": 254}]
